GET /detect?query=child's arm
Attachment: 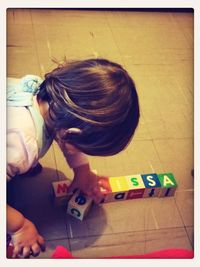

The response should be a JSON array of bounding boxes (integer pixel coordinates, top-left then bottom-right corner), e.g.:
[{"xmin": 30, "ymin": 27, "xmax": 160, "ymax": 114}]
[
  {"xmin": 55, "ymin": 139, "xmax": 109, "ymax": 203},
  {"xmin": 7, "ymin": 205, "xmax": 45, "ymax": 258},
  {"xmin": 68, "ymin": 163, "xmax": 109, "ymax": 204}
]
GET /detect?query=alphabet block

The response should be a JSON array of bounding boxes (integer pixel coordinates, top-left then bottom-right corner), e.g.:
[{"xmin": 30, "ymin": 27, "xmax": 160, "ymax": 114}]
[
  {"xmin": 141, "ymin": 173, "xmax": 161, "ymax": 198},
  {"xmin": 67, "ymin": 190, "xmax": 93, "ymax": 221},
  {"xmin": 101, "ymin": 176, "xmax": 129, "ymax": 203},
  {"xmin": 54, "ymin": 171, "xmax": 178, "ymax": 221},
  {"xmin": 125, "ymin": 174, "xmax": 145, "ymax": 199},
  {"xmin": 98, "ymin": 177, "xmax": 112, "ymax": 203},
  {"xmin": 157, "ymin": 173, "xmax": 177, "ymax": 197},
  {"xmin": 52, "ymin": 180, "xmax": 72, "ymax": 206}
]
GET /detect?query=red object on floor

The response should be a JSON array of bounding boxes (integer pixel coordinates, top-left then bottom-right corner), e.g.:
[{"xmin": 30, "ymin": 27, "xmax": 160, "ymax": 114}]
[
  {"xmin": 7, "ymin": 245, "xmax": 17, "ymax": 258},
  {"xmin": 52, "ymin": 246, "xmax": 74, "ymax": 259},
  {"xmin": 52, "ymin": 245, "xmax": 194, "ymax": 259}
]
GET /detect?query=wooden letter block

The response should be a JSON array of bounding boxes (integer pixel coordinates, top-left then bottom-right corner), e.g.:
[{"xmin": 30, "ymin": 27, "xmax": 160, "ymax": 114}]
[
  {"xmin": 157, "ymin": 173, "xmax": 177, "ymax": 197},
  {"xmin": 103, "ymin": 176, "xmax": 129, "ymax": 203},
  {"xmin": 52, "ymin": 180, "xmax": 71, "ymax": 197},
  {"xmin": 141, "ymin": 173, "xmax": 161, "ymax": 198},
  {"xmin": 125, "ymin": 174, "xmax": 145, "ymax": 199},
  {"xmin": 52, "ymin": 180, "xmax": 72, "ymax": 206},
  {"xmin": 98, "ymin": 177, "xmax": 112, "ymax": 203},
  {"xmin": 67, "ymin": 190, "xmax": 93, "ymax": 221}
]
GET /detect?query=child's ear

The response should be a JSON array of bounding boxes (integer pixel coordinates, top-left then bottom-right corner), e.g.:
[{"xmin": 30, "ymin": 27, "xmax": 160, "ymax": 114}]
[
  {"xmin": 58, "ymin": 128, "xmax": 82, "ymax": 138},
  {"xmin": 65, "ymin": 128, "xmax": 82, "ymax": 135}
]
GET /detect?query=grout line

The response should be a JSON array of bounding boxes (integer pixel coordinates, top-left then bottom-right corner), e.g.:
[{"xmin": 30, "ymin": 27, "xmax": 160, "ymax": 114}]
[
  {"xmin": 151, "ymin": 209, "xmax": 159, "ymax": 230},
  {"xmin": 63, "ymin": 225, "xmax": 193, "ymax": 240},
  {"xmin": 68, "ymin": 222, "xmax": 74, "ymax": 239},
  {"xmin": 149, "ymin": 162, "xmax": 156, "ymax": 173},
  {"xmin": 29, "ymin": 10, "xmax": 43, "ymax": 76},
  {"xmin": 173, "ymin": 197, "xmax": 194, "ymax": 248}
]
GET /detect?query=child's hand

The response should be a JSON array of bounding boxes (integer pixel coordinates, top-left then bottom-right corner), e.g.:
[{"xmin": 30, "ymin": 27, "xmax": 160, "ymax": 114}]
[
  {"xmin": 11, "ymin": 218, "xmax": 45, "ymax": 258},
  {"xmin": 69, "ymin": 164, "xmax": 110, "ymax": 204}
]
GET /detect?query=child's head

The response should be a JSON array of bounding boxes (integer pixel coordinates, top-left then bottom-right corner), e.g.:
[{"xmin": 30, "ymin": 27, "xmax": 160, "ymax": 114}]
[{"xmin": 37, "ymin": 58, "xmax": 140, "ymax": 156}]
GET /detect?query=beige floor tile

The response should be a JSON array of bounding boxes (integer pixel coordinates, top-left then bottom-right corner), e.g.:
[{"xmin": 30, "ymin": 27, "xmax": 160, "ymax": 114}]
[
  {"xmin": 31, "ymin": 9, "xmax": 107, "ymax": 28},
  {"xmin": 171, "ymin": 12, "xmax": 193, "ymax": 27},
  {"xmin": 7, "ymin": 8, "xmax": 32, "ymax": 25},
  {"xmin": 122, "ymin": 48, "xmax": 192, "ymax": 69},
  {"xmin": 186, "ymin": 226, "xmax": 194, "ymax": 248},
  {"xmin": 153, "ymin": 139, "xmax": 194, "ymax": 190},
  {"xmin": 124, "ymin": 140, "xmax": 164, "ymax": 174},
  {"xmin": 32, "ymin": 25, "xmax": 70, "ymax": 70},
  {"xmin": 33, "ymin": 24, "xmax": 122, "ymax": 66},
  {"xmin": 98, "ymin": 153, "xmax": 128, "ymax": 177},
  {"xmin": 7, "ymin": 48, "xmax": 40, "ymax": 77},
  {"xmin": 175, "ymin": 190, "xmax": 194, "ymax": 227},
  {"xmin": 153, "ymin": 139, "xmax": 193, "ymax": 166},
  {"xmin": 31, "ymin": 9, "xmax": 122, "ymax": 66},
  {"xmin": 173, "ymin": 60, "xmax": 194, "ymax": 86},
  {"xmin": 126, "ymin": 63, "xmax": 193, "ymax": 131},
  {"xmin": 106, "ymin": 11, "xmax": 174, "ymax": 28},
  {"xmin": 110, "ymin": 26, "xmax": 190, "ymax": 62},
  {"xmin": 105, "ymin": 10, "xmax": 134, "ymax": 28},
  {"xmin": 144, "ymin": 119, "xmax": 169, "ymax": 140},
  {"xmin": 136, "ymin": 80, "xmax": 192, "ymax": 139},
  {"xmin": 133, "ymin": 115, "xmax": 151, "ymax": 141},
  {"xmin": 159, "ymin": 161, "xmax": 194, "ymax": 192},
  {"xmin": 7, "ymin": 24, "xmax": 36, "ymax": 48},
  {"xmin": 70, "ymin": 227, "xmax": 193, "ymax": 259},
  {"xmin": 88, "ymin": 139, "xmax": 164, "ymax": 177},
  {"xmin": 144, "ymin": 227, "xmax": 193, "ymax": 254},
  {"xmin": 70, "ymin": 231, "xmax": 145, "ymax": 258},
  {"xmin": 171, "ymin": 13, "xmax": 194, "ymax": 47},
  {"xmin": 143, "ymin": 197, "xmax": 184, "ymax": 229},
  {"xmin": 66, "ymin": 196, "xmax": 184, "ymax": 239}
]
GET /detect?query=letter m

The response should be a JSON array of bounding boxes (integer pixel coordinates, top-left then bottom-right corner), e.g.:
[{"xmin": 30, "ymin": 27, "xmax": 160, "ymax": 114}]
[{"xmin": 57, "ymin": 183, "xmax": 68, "ymax": 194}]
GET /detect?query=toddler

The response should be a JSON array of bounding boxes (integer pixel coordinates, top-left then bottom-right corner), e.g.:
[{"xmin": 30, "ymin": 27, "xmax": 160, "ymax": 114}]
[{"xmin": 7, "ymin": 58, "xmax": 140, "ymax": 258}]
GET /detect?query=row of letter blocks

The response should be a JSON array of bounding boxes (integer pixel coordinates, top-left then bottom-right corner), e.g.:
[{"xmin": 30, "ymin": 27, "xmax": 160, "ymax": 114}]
[
  {"xmin": 52, "ymin": 172, "xmax": 177, "ymax": 221},
  {"xmin": 100, "ymin": 172, "xmax": 177, "ymax": 202}
]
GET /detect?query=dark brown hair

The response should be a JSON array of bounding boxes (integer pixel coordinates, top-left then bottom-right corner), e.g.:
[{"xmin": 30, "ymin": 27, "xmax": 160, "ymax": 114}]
[{"xmin": 37, "ymin": 58, "xmax": 140, "ymax": 156}]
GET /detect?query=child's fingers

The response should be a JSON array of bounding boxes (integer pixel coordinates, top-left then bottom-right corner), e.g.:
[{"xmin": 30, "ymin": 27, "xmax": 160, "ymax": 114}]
[
  {"xmin": 92, "ymin": 185, "xmax": 105, "ymax": 204},
  {"xmin": 22, "ymin": 246, "xmax": 31, "ymax": 258},
  {"xmin": 31, "ymin": 243, "xmax": 41, "ymax": 257},
  {"xmin": 67, "ymin": 181, "xmax": 79, "ymax": 194},
  {"xmin": 98, "ymin": 176, "xmax": 111, "ymax": 192},
  {"xmin": 37, "ymin": 235, "xmax": 46, "ymax": 252},
  {"xmin": 93, "ymin": 194, "xmax": 104, "ymax": 205},
  {"xmin": 12, "ymin": 245, "xmax": 22, "ymax": 258}
]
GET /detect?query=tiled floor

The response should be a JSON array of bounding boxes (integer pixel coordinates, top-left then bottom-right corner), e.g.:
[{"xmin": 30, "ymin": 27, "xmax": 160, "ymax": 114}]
[{"xmin": 7, "ymin": 9, "xmax": 194, "ymax": 258}]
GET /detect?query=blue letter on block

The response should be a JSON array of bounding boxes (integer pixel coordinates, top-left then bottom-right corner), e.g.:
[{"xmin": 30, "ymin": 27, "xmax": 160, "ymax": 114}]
[
  {"xmin": 71, "ymin": 208, "xmax": 81, "ymax": 217},
  {"xmin": 114, "ymin": 192, "xmax": 126, "ymax": 200},
  {"xmin": 75, "ymin": 194, "xmax": 86, "ymax": 205}
]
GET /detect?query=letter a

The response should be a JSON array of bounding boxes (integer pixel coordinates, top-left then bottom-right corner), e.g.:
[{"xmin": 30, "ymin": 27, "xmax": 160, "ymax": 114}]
[{"xmin": 163, "ymin": 175, "xmax": 175, "ymax": 187}]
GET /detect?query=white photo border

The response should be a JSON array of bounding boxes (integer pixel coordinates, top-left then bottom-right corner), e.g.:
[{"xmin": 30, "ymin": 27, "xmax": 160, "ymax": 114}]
[{"xmin": 1, "ymin": 1, "xmax": 199, "ymax": 267}]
